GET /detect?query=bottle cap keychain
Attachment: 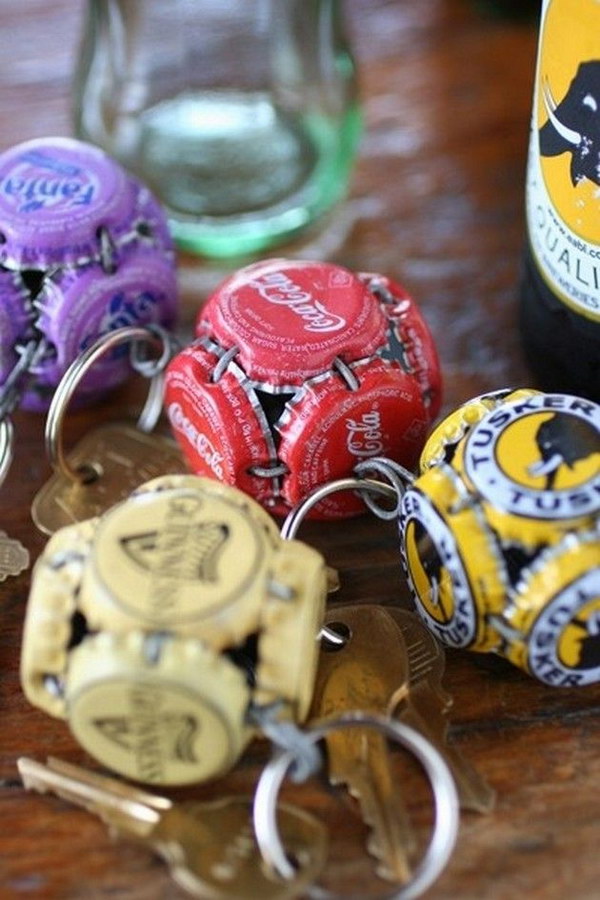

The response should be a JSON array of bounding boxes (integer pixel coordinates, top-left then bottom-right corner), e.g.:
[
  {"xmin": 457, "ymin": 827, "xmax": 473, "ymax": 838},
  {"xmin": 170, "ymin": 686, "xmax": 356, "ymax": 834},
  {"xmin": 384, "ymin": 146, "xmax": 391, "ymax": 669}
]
[
  {"xmin": 165, "ymin": 258, "xmax": 442, "ymax": 518},
  {"xmin": 0, "ymin": 137, "xmax": 179, "ymax": 567},
  {"xmin": 279, "ymin": 390, "xmax": 600, "ymax": 685},
  {"xmin": 31, "ymin": 324, "xmax": 187, "ymax": 535},
  {"xmin": 21, "ymin": 473, "xmax": 328, "ymax": 784},
  {"xmin": 0, "ymin": 136, "xmax": 178, "ymax": 412}
]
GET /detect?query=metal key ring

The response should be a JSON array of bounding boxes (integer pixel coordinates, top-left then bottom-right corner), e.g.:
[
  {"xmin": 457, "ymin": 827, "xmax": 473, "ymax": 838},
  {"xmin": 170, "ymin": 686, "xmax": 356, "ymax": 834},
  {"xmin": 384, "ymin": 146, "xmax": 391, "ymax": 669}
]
[
  {"xmin": 0, "ymin": 417, "xmax": 15, "ymax": 488},
  {"xmin": 353, "ymin": 457, "xmax": 415, "ymax": 521},
  {"xmin": 280, "ymin": 477, "xmax": 399, "ymax": 541},
  {"xmin": 45, "ymin": 324, "xmax": 174, "ymax": 485},
  {"xmin": 253, "ymin": 711, "xmax": 460, "ymax": 900},
  {"xmin": 281, "ymin": 477, "xmax": 401, "ymax": 647}
]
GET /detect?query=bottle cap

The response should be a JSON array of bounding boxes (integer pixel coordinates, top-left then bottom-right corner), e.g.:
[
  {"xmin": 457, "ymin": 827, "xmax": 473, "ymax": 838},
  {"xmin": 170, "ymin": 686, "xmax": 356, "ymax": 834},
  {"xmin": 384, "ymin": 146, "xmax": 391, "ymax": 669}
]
[
  {"xmin": 0, "ymin": 137, "xmax": 137, "ymax": 269},
  {"xmin": 399, "ymin": 463, "xmax": 506, "ymax": 652},
  {"xmin": 500, "ymin": 528, "xmax": 600, "ymax": 687},
  {"xmin": 419, "ymin": 388, "xmax": 536, "ymax": 471},
  {"xmin": 19, "ymin": 519, "xmax": 97, "ymax": 718},
  {"xmin": 278, "ymin": 358, "xmax": 430, "ymax": 517},
  {"xmin": 20, "ymin": 247, "xmax": 178, "ymax": 411},
  {"xmin": 199, "ymin": 258, "xmax": 387, "ymax": 383},
  {"xmin": 455, "ymin": 391, "xmax": 600, "ymax": 547},
  {"xmin": 79, "ymin": 476, "xmax": 282, "ymax": 647},
  {"xmin": 164, "ymin": 344, "xmax": 273, "ymax": 506},
  {"xmin": 65, "ymin": 631, "xmax": 252, "ymax": 784},
  {"xmin": 401, "ymin": 390, "xmax": 600, "ymax": 683},
  {"xmin": 255, "ymin": 539, "xmax": 327, "ymax": 719},
  {"xmin": 0, "ymin": 268, "xmax": 30, "ymax": 383},
  {"xmin": 357, "ymin": 271, "xmax": 443, "ymax": 412},
  {"xmin": 166, "ymin": 259, "xmax": 442, "ymax": 517}
]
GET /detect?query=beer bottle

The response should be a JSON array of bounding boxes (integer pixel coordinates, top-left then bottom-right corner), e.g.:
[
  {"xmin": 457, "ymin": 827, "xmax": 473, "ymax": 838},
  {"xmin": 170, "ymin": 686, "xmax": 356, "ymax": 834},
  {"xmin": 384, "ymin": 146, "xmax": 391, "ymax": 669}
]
[{"xmin": 520, "ymin": 0, "xmax": 600, "ymax": 401}]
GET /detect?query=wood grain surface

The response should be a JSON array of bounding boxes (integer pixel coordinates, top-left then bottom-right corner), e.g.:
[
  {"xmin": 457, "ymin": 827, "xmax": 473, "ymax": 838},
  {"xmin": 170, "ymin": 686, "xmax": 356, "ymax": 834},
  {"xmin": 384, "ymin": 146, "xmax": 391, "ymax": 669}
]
[{"xmin": 1, "ymin": 2, "xmax": 599, "ymax": 899}]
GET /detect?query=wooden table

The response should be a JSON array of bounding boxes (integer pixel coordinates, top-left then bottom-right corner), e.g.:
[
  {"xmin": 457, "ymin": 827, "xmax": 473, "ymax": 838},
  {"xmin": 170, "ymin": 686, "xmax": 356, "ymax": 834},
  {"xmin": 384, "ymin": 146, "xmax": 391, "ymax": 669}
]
[{"xmin": 2, "ymin": 2, "xmax": 599, "ymax": 898}]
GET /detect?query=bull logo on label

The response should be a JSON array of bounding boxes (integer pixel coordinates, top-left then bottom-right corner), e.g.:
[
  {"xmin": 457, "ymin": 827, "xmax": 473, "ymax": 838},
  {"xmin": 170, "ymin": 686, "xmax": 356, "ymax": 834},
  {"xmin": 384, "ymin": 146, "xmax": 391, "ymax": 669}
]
[
  {"xmin": 540, "ymin": 61, "xmax": 600, "ymax": 188},
  {"xmin": 528, "ymin": 569, "xmax": 600, "ymax": 686},
  {"xmin": 464, "ymin": 394, "xmax": 600, "ymax": 520},
  {"xmin": 400, "ymin": 490, "xmax": 477, "ymax": 648}
]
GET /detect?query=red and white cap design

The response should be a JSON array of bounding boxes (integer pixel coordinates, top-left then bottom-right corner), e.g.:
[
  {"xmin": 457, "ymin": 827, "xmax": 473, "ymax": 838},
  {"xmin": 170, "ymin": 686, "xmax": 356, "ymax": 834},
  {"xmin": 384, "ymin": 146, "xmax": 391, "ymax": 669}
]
[{"xmin": 166, "ymin": 259, "xmax": 442, "ymax": 518}]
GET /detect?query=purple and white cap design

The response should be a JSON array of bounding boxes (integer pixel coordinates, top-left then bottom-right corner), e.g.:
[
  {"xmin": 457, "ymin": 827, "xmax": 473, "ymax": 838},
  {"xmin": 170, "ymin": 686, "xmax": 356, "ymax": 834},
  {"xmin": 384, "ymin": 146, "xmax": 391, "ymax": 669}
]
[
  {"xmin": 0, "ymin": 137, "xmax": 137, "ymax": 268},
  {"xmin": 20, "ymin": 248, "xmax": 178, "ymax": 411}
]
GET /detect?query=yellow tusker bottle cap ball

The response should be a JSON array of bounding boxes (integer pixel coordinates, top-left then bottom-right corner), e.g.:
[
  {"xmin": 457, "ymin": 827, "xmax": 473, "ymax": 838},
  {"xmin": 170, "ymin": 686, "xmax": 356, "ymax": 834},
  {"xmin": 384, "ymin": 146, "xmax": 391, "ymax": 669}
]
[{"xmin": 400, "ymin": 390, "xmax": 600, "ymax": 684}]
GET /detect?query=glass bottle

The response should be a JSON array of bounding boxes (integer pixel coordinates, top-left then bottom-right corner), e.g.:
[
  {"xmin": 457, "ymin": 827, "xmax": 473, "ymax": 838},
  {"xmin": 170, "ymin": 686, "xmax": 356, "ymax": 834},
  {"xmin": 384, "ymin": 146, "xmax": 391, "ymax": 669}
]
[
  {"xmin": 520, "ymin": 0, "xmax": 600, "ymax": 400},
  {"xmin": 73, "ymin": 0, "xmax": 361, "ymax": 259}
]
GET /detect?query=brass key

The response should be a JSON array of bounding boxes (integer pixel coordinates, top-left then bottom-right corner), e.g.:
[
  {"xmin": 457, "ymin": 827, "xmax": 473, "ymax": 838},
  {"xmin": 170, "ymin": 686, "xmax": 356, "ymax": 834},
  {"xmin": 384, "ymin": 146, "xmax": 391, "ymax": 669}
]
[
  {"xmin": 309, "ymin": 604, "xmax": 416, "ymax": 884},
  {"xmin": 18, "ymin": 756, "xmax": 327, "ymax": 899},
  {"xmin": 386, "ymin": 607, "xmax": 496, "ymax": 813}
]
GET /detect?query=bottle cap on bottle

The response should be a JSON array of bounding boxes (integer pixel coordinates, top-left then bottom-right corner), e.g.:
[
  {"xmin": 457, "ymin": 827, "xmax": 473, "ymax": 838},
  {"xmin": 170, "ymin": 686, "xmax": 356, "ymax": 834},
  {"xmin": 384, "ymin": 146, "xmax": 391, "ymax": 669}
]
[
  {"xmin": 65, "ymin": 631, "xmax": 252, "ymax": 784},
  {"xmin": 166, "ymin": 259, "xmax": 442, "ymax": 517}
]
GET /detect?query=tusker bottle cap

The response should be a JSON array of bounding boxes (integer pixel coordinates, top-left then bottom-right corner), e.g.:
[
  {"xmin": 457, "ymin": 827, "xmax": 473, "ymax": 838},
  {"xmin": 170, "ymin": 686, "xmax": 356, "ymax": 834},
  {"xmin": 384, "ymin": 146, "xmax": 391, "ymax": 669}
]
[
  {"xmin": 399, "ymin": 390, "xmax": 600, "ymax": 685},
  {"xmin": 166, "ymin": 259, "xmax": 442, "ymax": 518}
]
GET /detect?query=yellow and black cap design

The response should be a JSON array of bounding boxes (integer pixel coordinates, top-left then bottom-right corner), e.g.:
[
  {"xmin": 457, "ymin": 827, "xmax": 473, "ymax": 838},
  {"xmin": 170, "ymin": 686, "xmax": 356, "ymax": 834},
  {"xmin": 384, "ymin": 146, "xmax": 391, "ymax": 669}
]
[
  {"xmin": 500, "ymin": 527, "xmax": 600, "ymax": 687},
  {"xmin": 399, "ymin": 464, "xmax": 506, "ymax": 653},
  {"xmin": 462, "ymin": 393, "xmax": 599, "ymax": 522},
  {"xmin": 400, "ymin": 390, "xmax": 599, "ymax": 684}
]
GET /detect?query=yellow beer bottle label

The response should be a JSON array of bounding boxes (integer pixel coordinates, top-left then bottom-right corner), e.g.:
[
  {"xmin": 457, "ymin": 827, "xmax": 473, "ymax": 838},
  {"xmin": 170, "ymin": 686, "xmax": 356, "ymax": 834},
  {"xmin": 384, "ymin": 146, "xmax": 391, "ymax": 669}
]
[
  {"xmin": 526, "ymin": 0, "xmax": 600, "ymax": 322},
  {"xmin": 66, "ymin": 631, "xmax": 253, "ymax": 785},
  {"xmin": 502, "ymin": 529, "xmax": 600, "ymax": 686}
]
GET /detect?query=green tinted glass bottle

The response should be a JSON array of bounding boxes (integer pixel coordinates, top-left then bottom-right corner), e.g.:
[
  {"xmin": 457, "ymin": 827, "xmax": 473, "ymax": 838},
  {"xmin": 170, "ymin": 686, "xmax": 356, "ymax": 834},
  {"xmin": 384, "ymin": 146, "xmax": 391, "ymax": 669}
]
[
  {"xmin": 520, "ymin": 0, "xmax": 600, "ymax": 400},
  {"xmin": 73, "ymin": 1, "xmax": 361, "ymax": 259}
]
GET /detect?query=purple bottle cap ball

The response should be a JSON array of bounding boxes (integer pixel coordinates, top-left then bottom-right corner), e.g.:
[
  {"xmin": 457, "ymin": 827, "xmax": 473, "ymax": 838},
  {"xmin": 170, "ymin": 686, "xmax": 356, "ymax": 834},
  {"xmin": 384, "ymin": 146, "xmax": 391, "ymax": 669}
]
[{"xmin": 0, "ymin": 137, "xmax": 137, "ymax": 269}]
